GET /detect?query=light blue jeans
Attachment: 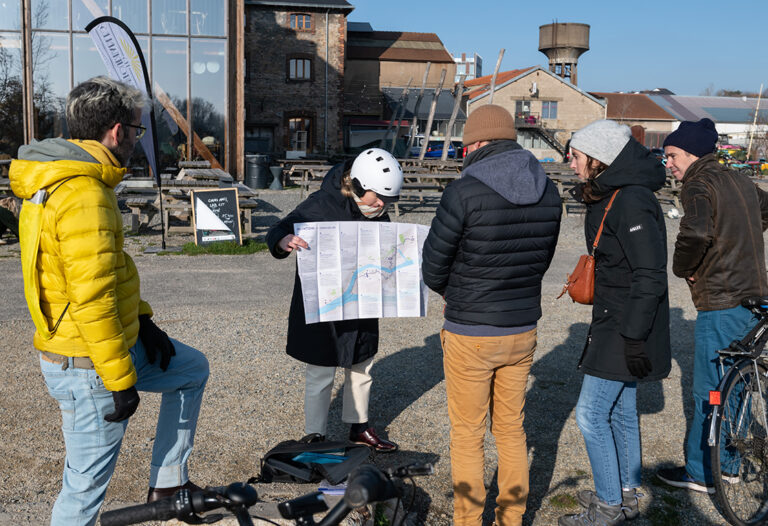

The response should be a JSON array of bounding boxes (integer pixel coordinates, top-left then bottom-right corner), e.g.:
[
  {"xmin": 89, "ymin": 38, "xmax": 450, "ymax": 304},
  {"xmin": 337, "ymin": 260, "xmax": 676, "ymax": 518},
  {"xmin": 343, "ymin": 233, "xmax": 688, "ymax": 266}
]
[
  {"xmin": 40, "ymin": 337, "xmax": 209, "ymax": 526},
  {"xmin": 575, "ymin": 374, "xmax": 641, "ymax": 506},
  {"xmin": 685, "ymin": 305, "xmax": 757, "ymax": 483}
]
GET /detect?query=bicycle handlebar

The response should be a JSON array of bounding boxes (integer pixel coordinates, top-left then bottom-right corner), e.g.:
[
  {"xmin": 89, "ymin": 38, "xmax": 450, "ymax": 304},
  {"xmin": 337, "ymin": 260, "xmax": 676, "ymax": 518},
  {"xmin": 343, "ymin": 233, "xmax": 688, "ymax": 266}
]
[
  {"xmin": 101, "ymin": 498, "xmax": 178, "ymax": 526},
  {"xmin": 101, "ymin": 463, "xmax": 433, "ymax": 526},
  {"xmin": 100, "ymin": 483, "xmax": 257, "ymax": 526}
]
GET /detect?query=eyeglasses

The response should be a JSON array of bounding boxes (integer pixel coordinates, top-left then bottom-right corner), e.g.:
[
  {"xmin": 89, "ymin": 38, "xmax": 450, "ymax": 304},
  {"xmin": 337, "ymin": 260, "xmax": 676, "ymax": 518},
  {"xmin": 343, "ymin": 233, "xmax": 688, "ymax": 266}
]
[{"xmin": 122, "ymin": 123, "xmax": 146, "ymax": 139}]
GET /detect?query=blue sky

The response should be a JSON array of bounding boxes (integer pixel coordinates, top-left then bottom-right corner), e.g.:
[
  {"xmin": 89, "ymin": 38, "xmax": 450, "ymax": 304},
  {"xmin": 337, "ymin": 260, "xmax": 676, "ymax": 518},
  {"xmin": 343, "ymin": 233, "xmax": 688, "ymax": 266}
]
[{"xmin": 348, "ymin": 0, "xmax": 768, "ymax": 96}]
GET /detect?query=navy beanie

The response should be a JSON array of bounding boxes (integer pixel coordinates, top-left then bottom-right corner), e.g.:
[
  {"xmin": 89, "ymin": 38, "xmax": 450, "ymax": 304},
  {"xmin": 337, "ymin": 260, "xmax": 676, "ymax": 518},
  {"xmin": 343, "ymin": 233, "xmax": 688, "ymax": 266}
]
[{"xmin": 663, "ymin": 118, "xmax": 718, "ymax": 158}]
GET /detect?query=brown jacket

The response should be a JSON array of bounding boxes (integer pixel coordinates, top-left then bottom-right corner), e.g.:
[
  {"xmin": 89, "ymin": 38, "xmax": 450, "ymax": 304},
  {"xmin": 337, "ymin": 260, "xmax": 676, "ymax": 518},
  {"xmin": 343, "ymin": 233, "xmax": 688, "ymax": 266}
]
[{"xmin": 673, "ymin": 154, "xmax": 768, "ymax": 310}]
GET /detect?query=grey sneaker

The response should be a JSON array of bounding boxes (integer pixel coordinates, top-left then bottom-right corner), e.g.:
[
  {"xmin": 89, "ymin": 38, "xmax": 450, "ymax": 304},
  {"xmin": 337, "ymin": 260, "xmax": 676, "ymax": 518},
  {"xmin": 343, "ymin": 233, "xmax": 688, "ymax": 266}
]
[
  {"xmin": 559, "ymin": 498, "xmax": 625, "ymax": 526},
  {"xmin": 576, "ymin": 489, "xmax": 642, "ymax": 520}
]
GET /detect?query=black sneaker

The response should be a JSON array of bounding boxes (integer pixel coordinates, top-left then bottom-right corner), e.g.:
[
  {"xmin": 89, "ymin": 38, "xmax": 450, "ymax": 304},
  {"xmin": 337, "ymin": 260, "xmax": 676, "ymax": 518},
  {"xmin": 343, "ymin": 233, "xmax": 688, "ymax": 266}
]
[
  {"xmin": 656, "ymin": 466, "xmax": 714, "ymax": 494},
  {"xmin": 577, "ymin": 488, "xmax": 642, "ymax": 520},
  {"xmin": 559, "ymin": 498, "xmax": 625, "ymax": 526}
]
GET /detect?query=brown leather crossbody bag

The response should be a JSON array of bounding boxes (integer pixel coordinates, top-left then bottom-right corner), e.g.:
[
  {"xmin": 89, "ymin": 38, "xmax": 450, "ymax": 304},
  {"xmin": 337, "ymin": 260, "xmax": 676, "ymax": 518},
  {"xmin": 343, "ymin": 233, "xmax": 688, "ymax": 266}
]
[{"xmin": 557, "ymin": 190, "xmax": 620, "ymax": 305}]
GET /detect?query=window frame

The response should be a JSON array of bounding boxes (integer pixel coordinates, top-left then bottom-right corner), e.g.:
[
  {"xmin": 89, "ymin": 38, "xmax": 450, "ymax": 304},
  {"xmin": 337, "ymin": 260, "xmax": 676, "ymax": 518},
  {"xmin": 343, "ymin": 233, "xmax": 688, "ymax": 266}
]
[
  {"xmin": 286, "ymin": 54, "xmax": 313, "ymax": 82},
  {"xmin": 289, "ymin": 12, "xmax": 313, "ymax": 32},
  {"xmin": 542, "ymin": 100, "xmax": 558, "ymax": 120},
  {"xmin": 285, "ymin": 113, "xmax": 314, "ymax": 152}
]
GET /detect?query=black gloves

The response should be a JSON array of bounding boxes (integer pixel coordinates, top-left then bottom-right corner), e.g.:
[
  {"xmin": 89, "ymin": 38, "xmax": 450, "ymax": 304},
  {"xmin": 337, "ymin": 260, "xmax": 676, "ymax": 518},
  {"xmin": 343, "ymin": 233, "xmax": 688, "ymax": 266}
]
[
  {"xmin": 623, "ymin": 337, "xmax": 653, "ymax": 379},
  {"xmin": 139, "ymin": 314, "xmax": 176, "ymax": 371},
  {"xmin": 104, "ymin": 386, "xmax": 140, "ymax": 422}
]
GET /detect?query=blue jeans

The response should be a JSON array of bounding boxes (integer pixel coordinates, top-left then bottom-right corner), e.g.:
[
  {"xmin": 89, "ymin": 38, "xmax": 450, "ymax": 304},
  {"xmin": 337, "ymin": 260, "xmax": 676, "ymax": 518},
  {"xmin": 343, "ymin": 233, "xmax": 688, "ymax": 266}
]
[
  {"xmin": 575, "ymin": 374, "xmax": 641, "ymax": 506},
  {"xmin": 40, "ymin": 338, "xmax": 209, "ymax": 526},
  {"xmin": 685, "ymin": 306, "xmax": 756, "ymax": 483}
]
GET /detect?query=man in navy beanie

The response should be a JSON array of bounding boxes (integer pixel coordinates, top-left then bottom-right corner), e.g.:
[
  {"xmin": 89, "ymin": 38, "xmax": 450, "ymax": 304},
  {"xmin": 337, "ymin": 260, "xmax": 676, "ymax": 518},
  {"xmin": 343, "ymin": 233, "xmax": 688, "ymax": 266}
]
[{"xmin": 657, "ymin": 119, "xmax": 768, "ymax": 493}]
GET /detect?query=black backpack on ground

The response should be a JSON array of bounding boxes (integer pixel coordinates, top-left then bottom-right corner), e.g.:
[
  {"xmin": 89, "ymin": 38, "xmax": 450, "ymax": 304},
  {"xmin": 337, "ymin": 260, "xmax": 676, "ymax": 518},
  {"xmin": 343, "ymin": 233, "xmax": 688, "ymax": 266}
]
[{"xmin": 251, "ymin": 434, "xmax": 371, "ymax": 485}]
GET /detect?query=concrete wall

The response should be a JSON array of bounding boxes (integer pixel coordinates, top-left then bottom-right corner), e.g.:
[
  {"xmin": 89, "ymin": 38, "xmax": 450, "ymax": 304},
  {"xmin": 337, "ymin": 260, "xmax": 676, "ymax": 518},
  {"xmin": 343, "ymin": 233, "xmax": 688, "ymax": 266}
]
[
  {"xmin": 379, "ymin": 61, "xmax": 456, "ymax": 89},
  {"xmin": 344, "ymin": 59, "xmax": 457, "ymax": 118},
  {"xmin": 245, "ymin": 7, "xmax": 346, "ymax": 156},
  {"xmin": 614, "ymin": 120, "xmax": 677, "ymax": 133}
]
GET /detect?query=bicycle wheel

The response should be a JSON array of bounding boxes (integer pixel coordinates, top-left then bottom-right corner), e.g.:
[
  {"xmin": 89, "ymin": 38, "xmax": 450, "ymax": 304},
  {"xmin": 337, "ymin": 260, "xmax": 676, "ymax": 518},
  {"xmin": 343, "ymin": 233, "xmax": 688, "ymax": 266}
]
[{"xmin": 712, "ymin": 360, "xmax": 768, "ymax": 526}]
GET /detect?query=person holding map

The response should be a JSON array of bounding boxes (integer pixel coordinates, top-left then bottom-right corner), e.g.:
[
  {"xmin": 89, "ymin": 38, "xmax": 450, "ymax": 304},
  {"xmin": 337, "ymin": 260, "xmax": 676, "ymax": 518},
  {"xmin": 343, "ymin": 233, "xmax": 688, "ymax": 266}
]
[
  {"xmin": 421, "ymin": 104, "xmax": 562, "ymax": 526},
  {"xmin": 266, "ymin": 148, "xmax": 403, "ymax": 452}
]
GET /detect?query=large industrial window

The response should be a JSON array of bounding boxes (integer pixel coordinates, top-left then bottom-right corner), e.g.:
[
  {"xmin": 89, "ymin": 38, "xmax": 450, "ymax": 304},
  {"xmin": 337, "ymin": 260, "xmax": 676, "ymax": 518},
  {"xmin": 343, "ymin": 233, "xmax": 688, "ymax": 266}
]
[
  {"xmin": 288, "ymin": 57, "xmax": 312, "ymax": 81},
  {"xmin": 290, "ymin": 13, "xmax": 311, "ymax": 31},
  {"xmin": 542, "ymin": 101, "xmax": 558, "ymax": 120}
]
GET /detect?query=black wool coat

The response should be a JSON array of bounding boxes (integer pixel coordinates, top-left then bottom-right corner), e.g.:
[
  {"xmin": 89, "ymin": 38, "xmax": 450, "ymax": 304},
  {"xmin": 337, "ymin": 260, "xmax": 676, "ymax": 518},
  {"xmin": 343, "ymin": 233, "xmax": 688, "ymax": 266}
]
[
  {"xmin": 266, "ymin": 162, "xmax": 388, "ymax": 367},
  {"xmin": 578, "ymin": 138, "xmax": 671, "ymax": 382}
]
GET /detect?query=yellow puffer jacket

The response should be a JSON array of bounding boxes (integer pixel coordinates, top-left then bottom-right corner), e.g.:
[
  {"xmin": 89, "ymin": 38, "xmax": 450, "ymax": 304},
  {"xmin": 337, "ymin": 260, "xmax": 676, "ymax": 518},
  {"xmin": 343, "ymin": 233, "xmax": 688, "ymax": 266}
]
[{"xmin": 10, "ymin": 138, "xmax": 152, "ymax": 391}]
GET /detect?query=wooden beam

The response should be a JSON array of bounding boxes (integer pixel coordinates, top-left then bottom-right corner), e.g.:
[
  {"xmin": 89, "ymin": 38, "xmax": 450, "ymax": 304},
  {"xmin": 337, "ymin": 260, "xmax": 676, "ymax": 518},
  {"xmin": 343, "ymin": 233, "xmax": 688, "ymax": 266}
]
[
  {"xmin": 442, "ymin": 75, "xmax": 465, "ymax": 161},
  {"xmin": 154, "ymin": 84, "xmax": 223, "ymax": 170},
  {"xmin": 390, "ymin": 78, "xmax": 412, "ymax": 154},
  {"xmin": 406, "ymin": 62, "xmax": 431, "ymax": 156},
  {"xmin": 488, "ymin": 49, "xmax": 505, "ymax": 105},
  {"xmin": 419, "ymin": 68, "xmax": 446, "ymax": 161},
  {"xmin": 234, "ymin": 0, "xmax": 245, "ymax": 180},
  {"xmin": 22, "ymin": 0, "xmax": 34, "ymax": 143}
]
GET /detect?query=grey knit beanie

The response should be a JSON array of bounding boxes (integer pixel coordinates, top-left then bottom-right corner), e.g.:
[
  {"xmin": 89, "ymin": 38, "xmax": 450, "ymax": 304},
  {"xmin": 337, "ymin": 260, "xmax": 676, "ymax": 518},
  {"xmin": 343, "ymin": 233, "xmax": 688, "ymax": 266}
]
[{"xmin": 570, "ymin": 119, "xmax": 632, "ymax": 166}]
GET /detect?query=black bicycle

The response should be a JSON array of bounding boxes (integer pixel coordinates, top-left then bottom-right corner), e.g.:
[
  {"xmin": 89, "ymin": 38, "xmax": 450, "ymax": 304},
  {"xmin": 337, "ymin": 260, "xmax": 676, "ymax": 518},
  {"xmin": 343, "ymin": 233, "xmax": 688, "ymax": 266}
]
[
  {"xmin": 708, "ymin": 296, "xmax": 768, "ymax": 526},
  {"xmin": 99, "ymin": 462, "xmax": 434, "ymax": 526}
]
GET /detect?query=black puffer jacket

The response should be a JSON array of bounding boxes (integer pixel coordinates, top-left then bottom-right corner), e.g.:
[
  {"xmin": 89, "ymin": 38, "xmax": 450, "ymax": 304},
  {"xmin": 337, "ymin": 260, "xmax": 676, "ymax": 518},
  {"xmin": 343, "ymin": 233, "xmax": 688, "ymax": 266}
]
[
  {"xmin": 266, "ymin": 162, "xmax": 388, "ymax": 367},
  {"xmin": 579, "ymin": 138, "xmax": 671, "ymax": 382},
  {"xmin": 421, "ymin": 140, "xmax": 562, "ymax": 327}
]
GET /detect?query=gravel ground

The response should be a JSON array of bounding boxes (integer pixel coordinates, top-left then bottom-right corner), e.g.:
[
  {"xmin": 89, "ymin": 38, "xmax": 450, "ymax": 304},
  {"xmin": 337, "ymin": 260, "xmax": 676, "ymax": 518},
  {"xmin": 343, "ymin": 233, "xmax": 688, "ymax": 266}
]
[{"xmin": 0, "ymin": 186, "xmax": 742, "ymax": 525}]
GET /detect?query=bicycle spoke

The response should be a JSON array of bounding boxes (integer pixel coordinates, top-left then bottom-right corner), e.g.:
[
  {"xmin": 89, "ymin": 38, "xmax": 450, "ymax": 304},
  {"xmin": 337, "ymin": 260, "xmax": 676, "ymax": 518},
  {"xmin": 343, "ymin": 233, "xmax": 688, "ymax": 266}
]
[{"xmin": 713, "ymin": 363, "xmax": 768, "ymax": 525}]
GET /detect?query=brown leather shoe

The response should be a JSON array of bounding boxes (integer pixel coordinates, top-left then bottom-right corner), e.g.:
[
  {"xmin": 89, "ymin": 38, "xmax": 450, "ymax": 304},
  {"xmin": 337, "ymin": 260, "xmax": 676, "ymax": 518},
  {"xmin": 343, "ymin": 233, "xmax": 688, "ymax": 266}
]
[
  {"xmin": 349, "ymin": 427, "xmax": 398, "ymax": 453},
  {"xmin": 147, "ymin": 480, "xmax": 204, "ymax": 503}
]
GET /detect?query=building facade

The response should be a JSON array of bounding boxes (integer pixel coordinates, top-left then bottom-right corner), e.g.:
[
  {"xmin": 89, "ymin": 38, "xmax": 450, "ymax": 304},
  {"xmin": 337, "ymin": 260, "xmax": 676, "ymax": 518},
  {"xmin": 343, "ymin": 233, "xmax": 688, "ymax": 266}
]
[
  {"xmin": 453, "ymin": 52, "xmax": 482, "ymax": 83},
  {"xmin": 245, "ymin": 0, "xmax": 351, "ymax": 159},
  {"xmin": 0, "ymin": 0, "xmax": 237, "ymax": 175},
  {"xmin": 466, "ymin": 66, "xmax": 606, "ymax": 161}
]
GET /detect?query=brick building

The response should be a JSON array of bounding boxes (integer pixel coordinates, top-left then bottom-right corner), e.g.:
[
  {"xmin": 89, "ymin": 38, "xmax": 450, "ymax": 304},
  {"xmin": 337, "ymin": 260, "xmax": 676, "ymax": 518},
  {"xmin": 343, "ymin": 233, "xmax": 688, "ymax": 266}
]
[
  {"xmin": 344, "ymin": 25, "xmax": 456, "ymax": 119},
  {"xmin": 589, "ymin": 92, "xmax": 677, "ymax": 148},
  {"xmin": 245, "ymin": 0, "xmax": 353, "ymax": 158},
  {"xmin": 465, "ymin": 66, "xmax": 606, "ymax": 161}
]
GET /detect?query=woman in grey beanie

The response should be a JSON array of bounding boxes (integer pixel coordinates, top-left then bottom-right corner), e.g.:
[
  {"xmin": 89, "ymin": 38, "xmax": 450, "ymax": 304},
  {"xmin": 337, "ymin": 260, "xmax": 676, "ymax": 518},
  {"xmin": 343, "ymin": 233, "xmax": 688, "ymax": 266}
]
[{"xmin": 559, "ymin": 120, "xmax": 671, "ymax": 526}]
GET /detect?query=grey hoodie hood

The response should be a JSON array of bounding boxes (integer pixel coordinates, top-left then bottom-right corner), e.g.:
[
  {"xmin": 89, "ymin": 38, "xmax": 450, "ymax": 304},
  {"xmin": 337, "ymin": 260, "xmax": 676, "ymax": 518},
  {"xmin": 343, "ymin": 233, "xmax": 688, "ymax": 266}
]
[
  {"xmin": 463, "ymin": 147, "xmax": 549, "ymax": 206},
  {"xmin": 17, "ymin": 137, "xmax": 99, "ymax": 163}
]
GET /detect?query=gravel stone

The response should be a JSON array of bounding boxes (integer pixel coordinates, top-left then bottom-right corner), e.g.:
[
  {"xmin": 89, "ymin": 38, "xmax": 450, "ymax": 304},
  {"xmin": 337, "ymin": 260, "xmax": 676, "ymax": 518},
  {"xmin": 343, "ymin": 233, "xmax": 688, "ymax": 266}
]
[{"xmin": 0, "ymin": 187, "xmax": 739, "ymax": 525}]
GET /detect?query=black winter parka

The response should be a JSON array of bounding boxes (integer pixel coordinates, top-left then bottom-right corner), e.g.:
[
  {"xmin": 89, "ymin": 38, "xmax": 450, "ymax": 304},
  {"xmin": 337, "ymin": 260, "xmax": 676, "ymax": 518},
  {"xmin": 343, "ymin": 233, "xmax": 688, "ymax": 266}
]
[
  {"xmin": 266, "ymin": 162, "xmax": 387, "ymax": 367},
  {"xmin": 422, "ymin": 140, "xmax": 562, "ymax": 327},
  {"xmin": 578, "ymin": 138, "xmax": 671, "ymax": 382}
]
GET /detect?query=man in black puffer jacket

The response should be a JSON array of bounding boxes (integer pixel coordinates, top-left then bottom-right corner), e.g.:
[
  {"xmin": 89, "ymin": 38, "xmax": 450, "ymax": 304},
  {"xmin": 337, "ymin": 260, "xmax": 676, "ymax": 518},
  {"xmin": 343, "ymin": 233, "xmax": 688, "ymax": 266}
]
[{"xmin": 422, "ymin": 104, "xmax": 561, "ymax": 526}]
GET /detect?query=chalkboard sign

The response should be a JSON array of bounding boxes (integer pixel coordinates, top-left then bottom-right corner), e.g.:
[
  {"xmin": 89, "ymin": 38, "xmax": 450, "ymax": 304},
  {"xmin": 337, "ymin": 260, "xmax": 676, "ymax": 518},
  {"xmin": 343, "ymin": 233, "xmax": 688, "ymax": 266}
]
[{"xmin": 190, "ymin": 188, "xmax": 242, "ymax": 246}]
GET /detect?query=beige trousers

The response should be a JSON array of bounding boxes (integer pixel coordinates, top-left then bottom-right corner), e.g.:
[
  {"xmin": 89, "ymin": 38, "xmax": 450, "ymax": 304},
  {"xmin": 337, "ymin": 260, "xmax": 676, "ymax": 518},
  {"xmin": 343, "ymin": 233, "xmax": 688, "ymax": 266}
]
[
  {"xmin": 442, "ymin": 328, "xmax": 537, "ymax": 526},
  {"xmin": 304, "ymin": 356, "xmax": 374, "ymax": 435}
]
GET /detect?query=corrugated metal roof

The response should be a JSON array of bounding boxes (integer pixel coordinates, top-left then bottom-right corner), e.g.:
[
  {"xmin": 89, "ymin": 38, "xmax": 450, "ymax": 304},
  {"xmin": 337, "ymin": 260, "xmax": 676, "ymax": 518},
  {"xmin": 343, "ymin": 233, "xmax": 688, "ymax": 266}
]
[
  {"xmin": 646, "ymin": 94, "xmax": 766, "ymax": 123},
  {"xmin": 382, "ymin": 87, "xmax": 466, "ymax": 121},
  {"xmin": 347, "ymin": 21, "xmax": 372, "ymax": 32},
  {"xmin": 246, "ymin": 0, "xmax": 353, "ymax": 10},
  {"xmin": 589, "ymin": 92, "xmax": 675, "ymax": 120},
  {"xmin": 347, "ymin": 31, "xmax": 454, "ymax": 63}
]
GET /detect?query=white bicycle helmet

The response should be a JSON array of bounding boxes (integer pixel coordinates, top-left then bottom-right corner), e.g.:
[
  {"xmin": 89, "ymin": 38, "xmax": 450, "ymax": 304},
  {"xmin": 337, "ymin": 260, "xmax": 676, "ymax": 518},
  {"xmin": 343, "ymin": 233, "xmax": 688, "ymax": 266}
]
[{"xmin": 350, "ymin": 148, "xmax": 403, "ymax": 202}]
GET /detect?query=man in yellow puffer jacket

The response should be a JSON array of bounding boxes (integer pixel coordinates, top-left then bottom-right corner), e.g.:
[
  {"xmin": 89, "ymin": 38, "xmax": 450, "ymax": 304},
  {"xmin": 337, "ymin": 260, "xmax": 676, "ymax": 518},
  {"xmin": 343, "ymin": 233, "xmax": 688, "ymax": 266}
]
[{"xmin": 10, "ymin": 77, "xmax": 209, "ymax": 526}]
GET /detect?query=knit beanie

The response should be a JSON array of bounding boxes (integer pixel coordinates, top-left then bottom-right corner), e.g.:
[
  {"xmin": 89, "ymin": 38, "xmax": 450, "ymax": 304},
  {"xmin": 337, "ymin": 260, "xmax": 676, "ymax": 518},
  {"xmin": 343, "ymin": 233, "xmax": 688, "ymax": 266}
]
[
  {"xmin": 663, "ymin": 118, "xmax": 718, "ymax": 158},
  {"xmin": 569, "ymin": 119, "xmax": 632, "ymax": 166},
  {"xmin": 463, "ymin": 104, "xmax": 517, "ymax": 146}
]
